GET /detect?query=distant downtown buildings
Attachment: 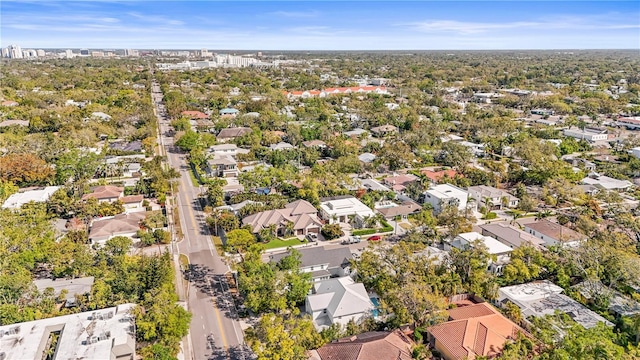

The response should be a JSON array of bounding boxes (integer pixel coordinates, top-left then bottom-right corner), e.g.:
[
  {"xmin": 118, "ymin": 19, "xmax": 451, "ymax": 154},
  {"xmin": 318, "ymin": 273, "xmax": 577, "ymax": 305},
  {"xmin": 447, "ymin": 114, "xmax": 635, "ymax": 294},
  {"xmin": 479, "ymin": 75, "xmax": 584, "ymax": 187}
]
[{"xmin": 2, "ymin": 45, "xmax": 276, "ymax": 67}]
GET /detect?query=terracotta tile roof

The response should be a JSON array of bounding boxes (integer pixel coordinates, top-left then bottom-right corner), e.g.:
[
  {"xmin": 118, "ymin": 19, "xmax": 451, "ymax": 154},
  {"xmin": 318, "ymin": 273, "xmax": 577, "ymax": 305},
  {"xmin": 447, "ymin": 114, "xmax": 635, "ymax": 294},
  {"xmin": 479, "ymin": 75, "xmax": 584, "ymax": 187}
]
[
  {"xmin": 448, "ymin": 303, "xmax": 497, "ymax": 320},
  {"xmin": 421, "ymin": 169, "xmax": 461, "ymax": 182},
  {"xmin": 181, "ymin": 110, "xmax": 209, "ymax": 119},
  {"xmin": 82, "ymin": 185, "xmax": 123, "ymax": 201},
  {"xmin": 428, "ymin": 303, "xmax": 528, "ymax": 360},
  {"xmin": 315, "ymin": 330, "xmax": 413, "ymax": 360}
]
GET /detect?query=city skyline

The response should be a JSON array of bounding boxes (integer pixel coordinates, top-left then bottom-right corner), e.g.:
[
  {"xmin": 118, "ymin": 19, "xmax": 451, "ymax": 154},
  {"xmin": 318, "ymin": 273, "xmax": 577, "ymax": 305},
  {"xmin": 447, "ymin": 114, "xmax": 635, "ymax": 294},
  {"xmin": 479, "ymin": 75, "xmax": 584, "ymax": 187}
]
[{"xmin": 1, "ymin": 1, "xmax": 639, "ymax": 50}]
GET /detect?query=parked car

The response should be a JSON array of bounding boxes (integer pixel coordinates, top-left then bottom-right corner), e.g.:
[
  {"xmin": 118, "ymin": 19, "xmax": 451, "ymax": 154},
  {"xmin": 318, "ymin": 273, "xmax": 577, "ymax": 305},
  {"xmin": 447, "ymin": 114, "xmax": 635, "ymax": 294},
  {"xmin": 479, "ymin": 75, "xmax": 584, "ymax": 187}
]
[
  {"xmin": 368, "ymin": 235, "xmax": 382, "ymax": 241},
  {"xmin": 342, "ymin": 236, "xmax": 361, "ymax": 245},
  {"xmin": 305, "ymin": 233, "xmax": 319, "ymax": 242}
]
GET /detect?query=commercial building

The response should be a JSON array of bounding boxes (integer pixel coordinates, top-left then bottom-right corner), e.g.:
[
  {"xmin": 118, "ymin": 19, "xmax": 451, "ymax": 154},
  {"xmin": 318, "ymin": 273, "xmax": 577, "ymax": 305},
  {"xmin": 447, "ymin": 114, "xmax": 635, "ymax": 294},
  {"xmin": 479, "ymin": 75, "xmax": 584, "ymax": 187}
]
[{"xmin": 563, "ymin": 128, "xmax": 608, "ymax": 142}]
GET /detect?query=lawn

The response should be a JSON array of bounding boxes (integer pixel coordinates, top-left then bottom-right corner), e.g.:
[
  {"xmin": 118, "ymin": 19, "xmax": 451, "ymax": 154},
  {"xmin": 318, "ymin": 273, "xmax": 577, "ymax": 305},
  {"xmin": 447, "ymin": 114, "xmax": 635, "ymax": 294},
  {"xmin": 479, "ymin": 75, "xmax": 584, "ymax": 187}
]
[
  {"xmin": 179, "ymin": 254, "xmax": 189, "ymax": 269},
  {"xmin": 264, "ymin": 238, "xmax": 304, "ymax": 250},
  {"xmin": 211, "ymin": 236, "xmax": 224, "ymax": 255}
]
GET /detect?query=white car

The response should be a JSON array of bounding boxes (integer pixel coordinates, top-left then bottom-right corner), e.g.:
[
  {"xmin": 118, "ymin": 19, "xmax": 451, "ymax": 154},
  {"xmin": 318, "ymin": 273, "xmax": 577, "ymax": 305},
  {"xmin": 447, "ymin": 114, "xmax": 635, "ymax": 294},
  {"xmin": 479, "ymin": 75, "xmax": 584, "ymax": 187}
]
[{"xmin": 305, "ymin": 233, "xmax": 318, "ymax": 242}]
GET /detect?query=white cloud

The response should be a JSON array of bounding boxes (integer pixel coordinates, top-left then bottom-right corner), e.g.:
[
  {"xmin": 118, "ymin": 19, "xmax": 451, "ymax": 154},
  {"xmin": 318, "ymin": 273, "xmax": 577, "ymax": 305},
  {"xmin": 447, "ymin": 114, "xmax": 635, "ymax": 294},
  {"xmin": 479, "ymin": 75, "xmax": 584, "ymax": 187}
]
[{"xmin": 403, "ymin": 14, "xmax": 640, "ymax": 35}]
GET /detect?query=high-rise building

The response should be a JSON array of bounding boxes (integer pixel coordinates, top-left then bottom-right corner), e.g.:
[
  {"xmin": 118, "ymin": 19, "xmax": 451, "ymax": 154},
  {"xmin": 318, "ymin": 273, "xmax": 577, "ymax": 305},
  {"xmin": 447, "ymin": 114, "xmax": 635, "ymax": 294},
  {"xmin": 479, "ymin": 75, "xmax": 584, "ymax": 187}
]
[
  {"xmin": 7, "ymin": 44, "xmax": 23, "ymax": 59},
  {"xmin": 124, "ymin": 49, "xmax": 139, "ymax": 57},
  {"xmin": 1, "ymin": 48, "xmax": 9, "ymax": 58},
  {"xmin": 36, "ymin": 49, "xmax": 46, "ymax": 57},
  {"xmin": 79, "ymin": 49, "xmax": 90, "ymax": 56},
  {"xmin": 65, "ymin": 49, "xmax": 74, "ymax": 58},
  {"xmin": 201, "ymin": 49, "xmax": 210, "ymax": 57}
]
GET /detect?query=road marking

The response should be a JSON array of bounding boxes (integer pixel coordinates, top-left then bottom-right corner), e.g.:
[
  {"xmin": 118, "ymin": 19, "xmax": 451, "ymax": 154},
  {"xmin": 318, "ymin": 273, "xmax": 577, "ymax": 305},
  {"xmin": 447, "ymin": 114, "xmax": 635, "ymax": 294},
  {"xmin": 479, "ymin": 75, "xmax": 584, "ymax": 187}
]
[{"xmin": 173, "ymin": 155, "xmax": 231, "ymax": 351}]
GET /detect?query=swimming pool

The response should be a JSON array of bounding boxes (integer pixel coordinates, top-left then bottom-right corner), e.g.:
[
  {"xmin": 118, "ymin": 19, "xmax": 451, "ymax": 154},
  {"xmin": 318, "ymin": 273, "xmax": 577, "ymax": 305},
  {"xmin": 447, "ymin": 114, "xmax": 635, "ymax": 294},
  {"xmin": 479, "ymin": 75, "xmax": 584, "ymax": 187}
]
[{"xmin": 370, "ymin": 297, "xmax": 380, "ymax": 317}]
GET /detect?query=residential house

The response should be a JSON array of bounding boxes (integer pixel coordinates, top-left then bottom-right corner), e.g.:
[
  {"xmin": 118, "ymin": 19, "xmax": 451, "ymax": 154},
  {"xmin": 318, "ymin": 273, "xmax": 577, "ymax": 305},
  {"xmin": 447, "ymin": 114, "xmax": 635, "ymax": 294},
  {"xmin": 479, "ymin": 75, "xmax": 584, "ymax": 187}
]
[
  {"xmin": 209, "ymin": 143, "xmax": 241, "ymax": 157},
  {"xmin": 0, "ymin": 119, "xmax": 29, "ymax": 128},
  {"xmin": 343, "ymin": 128, "xmax": 368, "ymax": 138},
  {"xmin": 1, "ymin": 100, "xmax": 19, "ymax": 107},
  {"xmin": 269, "ymin": 142, "xmax": 294, "ymax": 151},
  {"xmin": 82, "ymin": 185, "xmax": 124, "ymax": 203},
  {"xmin": 472, "ymin": 92, "xmax": 504, "ymax": 103},
  {"xmin": 422, "ymin": 184, "xmax": 468, "ymax": 215},
  {"xmin": 573, "ymin": 280, "xmax": 640, "ymax": 317},
  {"xmin": 459, "ymin": 141, "xmax": 486, "ymax": 157},
  {"xmin": 497, "ymin": 281, "xmax": 613, "ymax": 329},
  {"xmin": 309, "ymin": 330, "xmax": 414, "ymax": 360},
  {"xmin": 467, "ymin": 185, "xmax": 519, "ymax": 210},
  {"xmin": 447, "ymin": 232, "xmax": 512, "ymax": 274},
  {"xmin": 383, "ymin": 173, "xmax": 418, "ymax": 193},
  {"xmin": 479, "ymin": 223, "xmax": 545, "ymax": 249},
  {"xmin": 91, "ymin": 112, "xmax": 112, "ymax": 121},
  {"xmin": 88, "ymin": 212, "xmax": 145, "ymax": 245},
  {"xmin": 421, "ymin": 168, "xmax": 461, "ymax": 184},
  {"xmin": 305, "ymin": 277, "xmax": 374, "ymax": 329},
  {"xmin": 358, "ymin": 152, "xmax": 376, "ymax": 163},
  {"xmin": 2, "ymin": 186, "xmax": 61, "ymax": 209},
  {"xmin": 109, "ymin": 140, "xmax": 143, "ymax": 153},
  {"xmin": 216, "ymin": 127, "xmax": 252, "ymax": 142},
  {"xmin": 0, "ymin": 303, "xmax": 136, "ymax": 360},
  {"xmin": 181, "ymin": 110, "xmax": 209, "ymax": 119},
  {"xmin": 524, "ymin": 219, "xmax": 587, "ymax": 247},
  {"xmin": 319, "ymin": 196, "xmax": 375, "ymax": 227},
  {"xmin": 358, "ymin": 178, "xmax": 391, "ymax": 192},
  {"xmin": 376, "ymin": 200, "xmax": 421, "ymax": 220},
  {"xmin": 581, "ymin": 174, "xmax": 633, "ymax": 191},
  {"xmin": 243, "ymin": 199, "xmax": 322, "ymax": 237},
  {"xmin": 219, "ymin": 108, "xmax": 240, "ymax": 117},
  {"xmin": 82, "ymin": 185, "xmax": 144, "ymax": 211},
  {"xmin": 370, "ymin": 124, "xmax": 398, "ymax": 137},
  {"xmin": 563, "ymin": 128, "xmax": 608, "ymax": 142},
  {"xmin": 205, "ymin": 155, "xmax": 238, "ymax": 178},
  {"xmin": 34, "ymin": 276, "xmax": 95, "ymax": 307},
  {"xmin": 269, "ymin": 246, "xmax": 353, "ymax": 282},
  {"xmin": 427, "ymin": 302, "xmax": 528, "ymax": 360},
  {"xmin": 302, "ymin": 139, "xmax": 327, "ymax": 149}
]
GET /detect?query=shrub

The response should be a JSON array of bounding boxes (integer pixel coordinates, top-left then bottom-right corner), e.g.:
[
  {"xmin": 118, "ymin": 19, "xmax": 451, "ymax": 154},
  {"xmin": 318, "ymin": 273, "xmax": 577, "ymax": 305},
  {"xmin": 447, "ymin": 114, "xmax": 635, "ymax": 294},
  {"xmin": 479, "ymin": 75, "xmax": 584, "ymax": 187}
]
[
  {"xmin": 321, "ymin": 224, "xmax": 344, "ymax": 240},
  {"xmin": 483, "ymin": 212, "xmax": 497, "ymax": 220}
]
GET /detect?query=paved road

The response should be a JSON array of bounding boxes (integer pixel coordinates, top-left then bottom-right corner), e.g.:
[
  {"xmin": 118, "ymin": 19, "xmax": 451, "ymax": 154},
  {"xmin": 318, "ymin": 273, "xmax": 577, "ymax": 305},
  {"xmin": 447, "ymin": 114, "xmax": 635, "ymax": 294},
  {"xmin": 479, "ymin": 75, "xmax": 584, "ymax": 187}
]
[{"xmin": 150, "ymin": 80, "xmax": 248, "ymax": 360}]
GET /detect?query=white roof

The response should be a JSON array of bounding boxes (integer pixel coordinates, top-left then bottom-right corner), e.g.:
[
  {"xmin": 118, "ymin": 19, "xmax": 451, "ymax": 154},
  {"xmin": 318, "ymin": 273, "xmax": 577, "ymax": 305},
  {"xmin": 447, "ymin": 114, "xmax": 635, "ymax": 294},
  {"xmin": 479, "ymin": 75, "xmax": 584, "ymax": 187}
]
[
  {"xmin": 2, "ymin": 186, "xmax": 61, "ymax": 209},
  {"xmin": 498, "ymin": 281, "xmax": 612, "ymax": 328},
  {"xmin": 0, "ymin": 303, "xmax": 136, "ymax": 360},
  {"xmin": 269, "ymin": 142, "xmax": 294, "ymax": 150},
  {"xmin": 307, "ymin": 277, "xmax": 373, "ymax": 318},
  {"xmin": 454, "ymin": 232, "xmax": 513, "ymax": 255},
  {"xmin": 426, "ymin": 184, "xmax": 467, "ymax": 200},
  {"xmin": 320, "ymin": 196, "xmax": 375, "ymax": 219},
  {"xmin": 358, "ymin": 152, "xmax": 376, "ymax": 163},
  {"xmin": 581, "ymin": 175, "xmax": 632, "ymax": 190},
  {"xmin": 210, "ymin": 143, "xmax": 238, "ymax": 151}
]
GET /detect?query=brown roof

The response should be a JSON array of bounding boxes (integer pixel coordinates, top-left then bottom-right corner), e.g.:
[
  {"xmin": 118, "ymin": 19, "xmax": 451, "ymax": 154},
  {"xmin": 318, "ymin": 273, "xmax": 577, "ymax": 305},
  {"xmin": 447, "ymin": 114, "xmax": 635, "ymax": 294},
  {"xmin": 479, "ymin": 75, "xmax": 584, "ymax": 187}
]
[
  {"xmin": 181, "ymin": 110, "xmax": 209, "ymax": 119},
  {"xmin": 525, "ymin": 219, "xmax": 585, "ymax": 243},
  {"xmin": 428, "ymin": 303, "xmax": 527, "ymax": 360},
  {"xmin": 121, "ymin": 195, "xmax": 144, "ymax": 204},
  {"xmin": 217, "ymin": 127, "xmax": 252, "ymax": 140},
  {"xmin": 302, "ymin": 140, "xmax": 326, "ymax": 148},
  {"xmin": 376, "ymin": 201, "xmax": 421, "ymax": 218},
  {"xmin": 314, "ymin": 330, "xmax": 413, "ymax": 360},
  {"xmin": 421, "ymin": 169, "xmax": 461, "ymax": 182},
  {"xmin": 89, "ymin": 212, "xmax": 146, "ymax": 240},
  {"xmin": 242, "ymin": 200, "xmax": 320, "ymax": 233},
  {"xmin": 82, "ymin": 185, "xmax": 123, "ymax": 201}
]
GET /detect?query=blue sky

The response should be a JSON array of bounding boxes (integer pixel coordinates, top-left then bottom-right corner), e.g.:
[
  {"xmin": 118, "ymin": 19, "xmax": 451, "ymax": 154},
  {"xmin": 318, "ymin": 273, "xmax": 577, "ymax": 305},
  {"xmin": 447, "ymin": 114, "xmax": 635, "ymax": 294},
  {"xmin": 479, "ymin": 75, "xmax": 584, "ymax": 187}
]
[{"xmin": 1, "ymin": 1, "xmax": 639, "ymax": 50}]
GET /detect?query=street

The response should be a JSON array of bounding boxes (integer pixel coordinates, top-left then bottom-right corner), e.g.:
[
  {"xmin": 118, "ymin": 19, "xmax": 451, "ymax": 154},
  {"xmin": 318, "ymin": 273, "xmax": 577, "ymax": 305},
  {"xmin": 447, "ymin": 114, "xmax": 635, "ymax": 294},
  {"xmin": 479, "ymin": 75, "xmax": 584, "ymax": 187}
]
[{"xmin": 150, "ymin": 80, "xmax": 248, "ymax": 360}]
